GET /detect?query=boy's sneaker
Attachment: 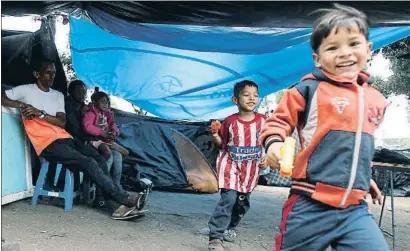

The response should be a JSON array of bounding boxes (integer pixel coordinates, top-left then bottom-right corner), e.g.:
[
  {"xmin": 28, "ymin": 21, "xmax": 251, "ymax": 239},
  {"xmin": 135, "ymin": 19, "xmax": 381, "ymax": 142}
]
[
  {"xmin": 223, "ymin": 229, "xmax": 237, "ymax": 242},
  {"xmin": 208, "ymin": 239, "xmax": 224, "ymax": 251}
]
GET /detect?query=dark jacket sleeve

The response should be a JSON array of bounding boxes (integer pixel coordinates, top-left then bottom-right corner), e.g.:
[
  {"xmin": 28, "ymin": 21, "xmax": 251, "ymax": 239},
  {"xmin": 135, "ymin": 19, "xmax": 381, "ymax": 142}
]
[
  {"xmin": 65, "ymin": 99, "xmax": 85, "ymax": 141},
  {"xmin": 65, "ymin": 98, "xmax": 100, "ymax": 143}
]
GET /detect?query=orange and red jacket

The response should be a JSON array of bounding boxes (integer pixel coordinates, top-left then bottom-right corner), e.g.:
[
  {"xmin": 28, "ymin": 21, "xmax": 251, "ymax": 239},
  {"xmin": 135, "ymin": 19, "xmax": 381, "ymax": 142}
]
[{"xmin": 260, "ymin": 68, "xmax": 388, "ymax": 208}]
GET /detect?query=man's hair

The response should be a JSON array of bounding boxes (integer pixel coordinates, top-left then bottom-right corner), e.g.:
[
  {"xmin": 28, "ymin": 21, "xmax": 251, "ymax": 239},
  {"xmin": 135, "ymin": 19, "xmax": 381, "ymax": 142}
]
[
  {"xmin": 310, "ymin": 3, "xmax": 370, "ymax": 52},
  {"xmin": 233, "ymin": 80, "xmax": 258, "ymax": 98},
  {"xmin": 91, "ymin": 87, "xmax": 110, "ymax": 105},
  {"xmin": 68, "ymin": 80, "xmax": 85, "ymax": 96}
]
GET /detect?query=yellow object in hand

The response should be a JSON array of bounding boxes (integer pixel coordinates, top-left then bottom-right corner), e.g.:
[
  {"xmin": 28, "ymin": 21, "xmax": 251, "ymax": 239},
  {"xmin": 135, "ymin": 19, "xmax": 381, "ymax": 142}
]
[{"xmin": 279, "ymin": 137, "xmax": 296, "ymax": 177}]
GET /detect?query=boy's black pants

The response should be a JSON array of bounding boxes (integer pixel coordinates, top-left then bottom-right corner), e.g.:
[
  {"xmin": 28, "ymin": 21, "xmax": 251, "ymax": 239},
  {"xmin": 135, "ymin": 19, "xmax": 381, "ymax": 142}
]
[{"xmin": 208, "ymin": 189, "xmax": 250, "ymax": 241}]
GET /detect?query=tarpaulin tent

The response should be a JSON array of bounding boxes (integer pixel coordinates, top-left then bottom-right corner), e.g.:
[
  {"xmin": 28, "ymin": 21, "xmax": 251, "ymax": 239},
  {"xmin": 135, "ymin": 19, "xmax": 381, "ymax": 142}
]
[
  {"xmin": 3, "ymin": 1, "xmax": 410, "ymax": 120},
  {"xmin": 68, "ymin": 12, "xmax": 410, "ymax": 120},
  {"xmin": 114, "ymin": 109, "xmax": 219, "ymax": 191},
  {"xmin": 2, "ymin": 2, "xmax": 410, "ymax": 192},
  {"xmin": 2, "ymin": 2, "xmax": 410, "ymax": 27},
  {"xmin": 1, "ymin": 29, "xmax": 67, "ymax": 95}
]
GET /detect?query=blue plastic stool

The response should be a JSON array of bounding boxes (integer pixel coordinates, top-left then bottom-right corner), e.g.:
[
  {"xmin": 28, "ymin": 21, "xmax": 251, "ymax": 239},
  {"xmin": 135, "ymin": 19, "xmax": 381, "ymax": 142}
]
[{"xmin": 32, "ymin": 159, "xmax": 77, "ymax": 212}]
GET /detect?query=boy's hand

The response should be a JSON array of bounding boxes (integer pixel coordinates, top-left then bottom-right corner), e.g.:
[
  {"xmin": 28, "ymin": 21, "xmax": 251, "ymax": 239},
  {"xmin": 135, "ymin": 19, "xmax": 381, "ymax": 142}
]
[
  {"xmin": 209, "ymin": 124, "xmax": 220, "ymax": 138},
  {"xmin": 211, "ymin": 131, "xmax": 222, "ymax": 141},
  {"xmin": 370, "ymin": 179, "xmax": 382, "ymax": 205},
  {"xmin": 259, "ymin": 156, "xmax": 268, "ymax": 168},
  {"xmin": 210, "ymin": 120, "xmax": 221, "ymax": 133},
  {"xmin": 209, "ymin": 124, "xmax": 218, "ymax": 134},
  {"xmin": 209, "ymin": 123, "xmax": 222, "ymax": 148},
  {"xmin": 266, "ymin": 142, "xmax": 283, "ymax": 170}
]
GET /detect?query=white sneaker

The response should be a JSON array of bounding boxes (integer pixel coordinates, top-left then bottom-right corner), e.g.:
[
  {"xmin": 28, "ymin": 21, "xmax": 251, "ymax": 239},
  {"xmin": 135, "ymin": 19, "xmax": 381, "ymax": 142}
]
[{"xmin": 223, "ymin": 229, "xmax": 237, "ymax": 242}]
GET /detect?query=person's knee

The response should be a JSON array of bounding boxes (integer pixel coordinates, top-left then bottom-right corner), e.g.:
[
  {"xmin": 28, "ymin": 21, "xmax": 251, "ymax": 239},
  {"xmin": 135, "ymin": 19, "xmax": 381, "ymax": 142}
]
[
  {"xmin": 100, "ymin": 146, "xmax": 112, "ymax": 160},
  {"xmin": 98, "ymin": 154, "xmax": 109, "ymax": 166},
  {"xmin": 122, "ymin": 149, "xmax": 129, "ymax": 158},
  {"xmin": 100, "ymin": 162, "xmax": 110, "ymax": 175},
  {"xmin": 81, "ymin": 157, "xmax": 99, "ymax": 173},
  {"xmin": 116, "ymin": 147, "xmax": 129, "ymax": 159}
]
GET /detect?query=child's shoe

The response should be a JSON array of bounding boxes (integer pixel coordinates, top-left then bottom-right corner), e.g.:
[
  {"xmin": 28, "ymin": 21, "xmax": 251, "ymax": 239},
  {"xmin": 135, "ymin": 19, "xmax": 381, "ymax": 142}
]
[
  {"xmin": 208, "ymin": 239, "xmax": 224, "ymax": 251},
  {"xmin": 223, "ymin": 228, "xmax": 237, "ymax": 242}
]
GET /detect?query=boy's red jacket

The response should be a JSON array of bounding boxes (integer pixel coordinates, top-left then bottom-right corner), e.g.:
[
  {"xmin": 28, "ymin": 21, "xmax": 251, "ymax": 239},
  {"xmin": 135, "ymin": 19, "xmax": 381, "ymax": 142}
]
[{"xmin": 260, "ymin": 68, "xmax": 388, "ymax": 208}]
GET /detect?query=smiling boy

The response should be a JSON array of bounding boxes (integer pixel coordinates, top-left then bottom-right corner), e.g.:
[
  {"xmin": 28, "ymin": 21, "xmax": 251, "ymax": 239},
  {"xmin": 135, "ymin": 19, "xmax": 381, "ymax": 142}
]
[
  {"xmin": 208, "ymin": 80, "xmax": 268, "ymax": 251},
  {"xmin": 261, "ymin": 4, "xmax": 389, "ymax": 251}
]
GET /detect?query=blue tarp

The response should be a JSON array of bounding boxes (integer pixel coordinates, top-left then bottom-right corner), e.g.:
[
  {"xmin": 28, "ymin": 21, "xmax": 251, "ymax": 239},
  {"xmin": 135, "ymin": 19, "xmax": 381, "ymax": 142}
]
[
  {"xmin": 69, "ymin": 12, "xmax": 410, "ymax": 120},
  {"xmin": 114, "ymin": 109, "xmax": 217, "ymax": 189}
]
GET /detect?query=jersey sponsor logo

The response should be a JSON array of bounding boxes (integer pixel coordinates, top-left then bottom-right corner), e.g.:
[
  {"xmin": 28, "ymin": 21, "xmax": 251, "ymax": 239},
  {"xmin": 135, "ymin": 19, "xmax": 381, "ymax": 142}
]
[{"xmin": 229, "ymin": 146, "xmax": 261, "ymax": 161}]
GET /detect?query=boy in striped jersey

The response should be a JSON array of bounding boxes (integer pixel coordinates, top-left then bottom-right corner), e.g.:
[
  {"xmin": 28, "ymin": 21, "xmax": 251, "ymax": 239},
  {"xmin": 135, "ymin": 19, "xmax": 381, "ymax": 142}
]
[{"xmin": 208, "ymin": 80, "xmax": 268, "ymax": 251}]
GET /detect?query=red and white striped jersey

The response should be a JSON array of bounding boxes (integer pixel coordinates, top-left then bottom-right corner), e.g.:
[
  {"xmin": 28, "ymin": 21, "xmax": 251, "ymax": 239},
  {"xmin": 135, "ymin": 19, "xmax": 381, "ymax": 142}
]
[{"xmin": 216, "ymin": 113, "xmax": 266, "ymax": 193}]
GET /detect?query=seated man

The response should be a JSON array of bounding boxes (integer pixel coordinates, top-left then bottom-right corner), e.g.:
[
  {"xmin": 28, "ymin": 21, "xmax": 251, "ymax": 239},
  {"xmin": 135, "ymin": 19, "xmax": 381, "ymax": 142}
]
[
  {"xmin": 1, "ymin": 58, "xmax": 142, "ymax": 220},
  {"xmin": 65, "ymin": 80, "xmax": 153, "ymax": 210}
]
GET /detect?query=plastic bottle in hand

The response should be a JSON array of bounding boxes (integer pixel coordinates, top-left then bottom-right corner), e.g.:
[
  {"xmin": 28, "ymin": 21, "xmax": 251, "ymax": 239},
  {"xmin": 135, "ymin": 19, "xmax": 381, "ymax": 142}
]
[{"xmin": 279, "ymin": 137, "xmax": 296, "ymax": 177}]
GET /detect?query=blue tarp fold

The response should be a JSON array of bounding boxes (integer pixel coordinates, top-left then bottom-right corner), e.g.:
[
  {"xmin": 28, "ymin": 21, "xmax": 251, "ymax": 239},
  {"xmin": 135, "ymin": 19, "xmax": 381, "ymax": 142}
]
[{"xmin": 70, "ymin": 12, "xmax": 410, "ymax": 120}]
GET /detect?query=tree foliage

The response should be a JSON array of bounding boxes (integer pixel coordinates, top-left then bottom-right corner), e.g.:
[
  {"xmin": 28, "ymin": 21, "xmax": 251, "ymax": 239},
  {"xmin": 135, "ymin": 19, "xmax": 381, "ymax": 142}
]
[
  {"xmin": 371, "ymin": 37, "xmax": 410, "ymax": 98},
  {"xmin": 275, "ymin": 89, "xmax": 286, "ymax": 104},
  {"xmin": 60, "ymin": 51, "xmax": 76, "ymax": 81}
]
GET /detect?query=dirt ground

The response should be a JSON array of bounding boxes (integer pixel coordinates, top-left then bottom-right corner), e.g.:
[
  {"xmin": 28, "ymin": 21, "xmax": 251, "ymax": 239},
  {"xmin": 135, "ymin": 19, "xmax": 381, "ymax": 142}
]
[{"xmin": 2, "ymin": 187, "xmax": 409, "ymax": 251}]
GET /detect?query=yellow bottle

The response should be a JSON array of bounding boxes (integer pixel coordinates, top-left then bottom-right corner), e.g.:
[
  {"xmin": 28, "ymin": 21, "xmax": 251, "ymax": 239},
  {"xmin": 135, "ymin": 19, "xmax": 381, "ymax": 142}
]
[{"xmin": 279, "ymin": 137, "xmax": 296, "ymax": 177}]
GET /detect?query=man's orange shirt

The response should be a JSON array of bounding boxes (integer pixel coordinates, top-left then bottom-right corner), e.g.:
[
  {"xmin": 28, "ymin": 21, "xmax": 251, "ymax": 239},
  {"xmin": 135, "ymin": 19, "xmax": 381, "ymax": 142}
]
[{"xmin": 23, "ymin": 117, "xmax": 72, "ymax": 155}]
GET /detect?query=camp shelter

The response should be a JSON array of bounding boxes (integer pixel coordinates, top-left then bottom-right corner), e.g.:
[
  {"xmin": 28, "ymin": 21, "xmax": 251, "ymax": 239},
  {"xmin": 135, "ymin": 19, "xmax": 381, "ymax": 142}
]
[{"xmin": 2, "ymin": 2, "xmax": 410, "ymax": 201}]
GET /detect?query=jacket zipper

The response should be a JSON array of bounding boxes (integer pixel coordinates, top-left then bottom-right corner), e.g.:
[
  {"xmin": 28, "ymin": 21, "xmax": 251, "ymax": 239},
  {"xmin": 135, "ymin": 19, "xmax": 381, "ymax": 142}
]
[{"xmin": 340, "ymin": 86, "xmax": 364, "ymax": 207}]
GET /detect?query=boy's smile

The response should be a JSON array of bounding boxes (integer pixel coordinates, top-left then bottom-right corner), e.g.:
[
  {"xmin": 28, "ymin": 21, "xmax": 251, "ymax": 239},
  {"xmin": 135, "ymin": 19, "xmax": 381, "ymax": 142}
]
[
  {"xmin": 313, "ymin": 25, "xmax": 372, "ymax": 82},
  {"xmin": 234, "ymin": 85, "xmax": 259, "ymax": 112}
]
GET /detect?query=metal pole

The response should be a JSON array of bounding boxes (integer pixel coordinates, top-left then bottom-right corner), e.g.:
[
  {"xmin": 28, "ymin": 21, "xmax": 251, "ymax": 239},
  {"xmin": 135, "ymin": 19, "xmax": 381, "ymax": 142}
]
[
  {"xmin": 379, "ymin": 175, "xmax": 388, "ymax": 227},
  {"xmin": 390, "ymin": 170, "xmax": 395, "ymax": 251}
]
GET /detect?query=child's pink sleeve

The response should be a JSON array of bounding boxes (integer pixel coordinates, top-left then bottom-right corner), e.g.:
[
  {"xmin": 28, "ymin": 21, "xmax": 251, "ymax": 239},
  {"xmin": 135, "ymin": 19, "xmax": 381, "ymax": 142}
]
[
  {"xmin": 83, "ymin": 111, "xmax": 104, "ymax": 136},
  {"xmin": 110, "ymin": 122, "xmax": 120, "ymax": 136}
]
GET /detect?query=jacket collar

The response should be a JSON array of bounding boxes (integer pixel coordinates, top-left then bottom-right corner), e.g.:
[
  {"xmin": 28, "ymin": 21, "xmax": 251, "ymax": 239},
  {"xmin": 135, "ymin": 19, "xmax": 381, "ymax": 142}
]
[{"xmin": 301, "ymin": 67, "xmax": 373, "ymax": 87}]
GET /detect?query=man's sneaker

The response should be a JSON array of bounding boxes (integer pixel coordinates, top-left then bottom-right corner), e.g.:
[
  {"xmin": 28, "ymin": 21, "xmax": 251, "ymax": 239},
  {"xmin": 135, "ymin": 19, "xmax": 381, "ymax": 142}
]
[
  {"xmin": 111, "ymin": 205, "xmax": 137, "ymax": 220},
  {"xmin": 129, "ymin": 208, "xmax": 148, "ymax": 217},
  {"xmin": 208, "ymin": 239, "xmax": 224, "ymax": 251},
  {"xmin": 223, "ymin": 229, "xmax": 237, "ymax": 243},
  {"xmin": 125, "ymin": 193, "xmax": 143, "ymax": 209}
]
